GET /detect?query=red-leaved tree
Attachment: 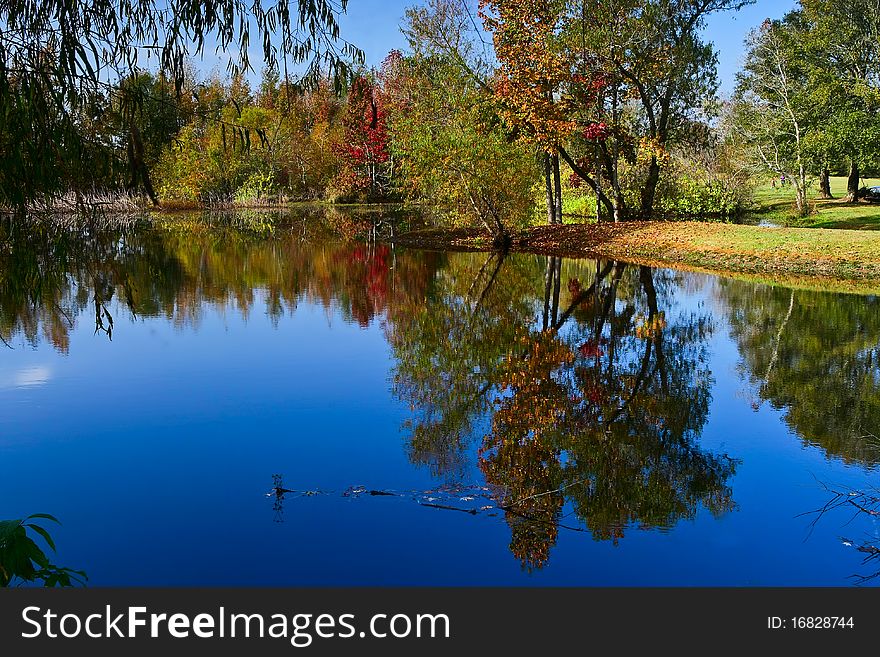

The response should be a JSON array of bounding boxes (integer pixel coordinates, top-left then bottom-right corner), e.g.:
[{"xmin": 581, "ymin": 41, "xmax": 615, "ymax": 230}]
[{"xmin": 334, "ymin": 72, "xmax": 392, "ymax": 200}]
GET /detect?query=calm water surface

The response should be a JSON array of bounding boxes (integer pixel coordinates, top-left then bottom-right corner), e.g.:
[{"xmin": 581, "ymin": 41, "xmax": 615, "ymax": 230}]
[{"xmin": 1, "ymin": 214, "xmax": 878, "ymax": 586}]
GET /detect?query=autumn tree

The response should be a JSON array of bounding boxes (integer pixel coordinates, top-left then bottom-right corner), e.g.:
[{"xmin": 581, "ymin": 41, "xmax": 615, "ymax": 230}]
[
  {"xmin": 481, "ymin": 0, "xmax": 749, "ymax": 221},
  {"xmin": 253, "ymin": 74, "xmax": 343, "ymax": 200},
  {"xmin": 479, "ymin": 0, "xmax": 574, "ymax": 224},
  {"xmin": 154, "ymin": 75, "xmax": 283, "ymax": 203},
  {"xmin": 332, "ymin": 73, "xmax": 392, "ymax": 201}
]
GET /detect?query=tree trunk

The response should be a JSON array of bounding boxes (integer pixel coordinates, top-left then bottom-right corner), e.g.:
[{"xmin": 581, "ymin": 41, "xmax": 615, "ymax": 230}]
[
  {"xmin": 611, "ymin": 80, "xmax": 622, "ymax": 223},
  {"xmin": 640, "ymin": 158, "xmax": 661, "ymax": 220},
  {"xmin": 794, "ymin": 185, "xmax": 808, "ymax": 217},
  {"xmin": 846, "ymin": 161, "xmax": 860, "ymax": 203},
  {"xmin": 544, "ymin": 154, "xmax": 556, "ymax": 225},
  {"xmin": 552, "ymin": 154, "xmax": 563, "ymax": 224},
  {"xmin": 491, "ymin": 230, "xmax": 512, "ymax": 252},
  {"xmin": 557, "ymin": 145, "xmax": 616, "ymax": 220},
  {"xmin": 127, "ymin": 124, "xmax": 159, "ymax": 206},
  {"xmin": 797, "ymin": 165, "xmax": 809, "ymax": 217},
  {"xmin": 819, "ymin": 167, "xmax": 833, "ymax": 199}
]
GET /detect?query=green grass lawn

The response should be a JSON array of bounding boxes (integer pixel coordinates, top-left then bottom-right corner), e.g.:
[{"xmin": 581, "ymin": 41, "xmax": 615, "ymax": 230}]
[
  {"xmin": 548, "ymin": 176, "xmax": 880, "ymax": 230},
  {"xmin": 750, "ymin": 176, "xmax": 880, "ymax": 229}
]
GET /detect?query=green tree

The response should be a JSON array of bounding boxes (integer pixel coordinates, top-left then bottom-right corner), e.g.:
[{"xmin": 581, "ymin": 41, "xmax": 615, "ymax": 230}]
[
  {"xmin": 721, "ymin": 279, "xmax": 880, "ymax": 467},
  {"xmin": 736, "ymin": 1, "xmax": 880, "ymax": 210},
  {"xmin": 393, "ymin": 3, "xmax": 538, "ymax": 245},
  {"xmin": 733, "ymin": 18, "xmax": 812, "ymax": 216},
  {"xmin": 797, "ymin": 0, "xmax": 880, "ymax": 201}
]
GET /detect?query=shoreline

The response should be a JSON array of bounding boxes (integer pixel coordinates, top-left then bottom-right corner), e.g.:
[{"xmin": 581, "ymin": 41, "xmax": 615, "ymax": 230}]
[
  {"xmin": 392, "ymin": 221, "xmax": 880, "ymax": 295},
  {"xmin": 7, "ymin": 209, "xmax": 880, "ymax": 293}
]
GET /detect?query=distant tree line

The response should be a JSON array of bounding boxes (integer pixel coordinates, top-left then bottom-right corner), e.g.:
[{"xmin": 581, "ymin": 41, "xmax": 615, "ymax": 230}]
[{"xmin": 4, "ymin": 1, "xmax": 877, "ymax": 230}]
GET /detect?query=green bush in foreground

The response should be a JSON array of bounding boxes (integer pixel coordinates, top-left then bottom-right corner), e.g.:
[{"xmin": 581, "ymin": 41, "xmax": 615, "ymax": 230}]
[{"xmin": 0, "ymin": 514, "xmax": 86, "ymax": 587}]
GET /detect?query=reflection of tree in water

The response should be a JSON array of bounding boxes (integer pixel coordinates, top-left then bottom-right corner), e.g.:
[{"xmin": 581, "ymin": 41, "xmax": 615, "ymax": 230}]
[
  {"xmin": 0, "ymin": 212, "xmax": 438, "ymax": 351},
  {"xmin": 720, "ymin": 281, "xmax": 880, "ymax": 582},
  {"xmin": 0, "ymin": 217, "xmax": 153, "ymax": 352},
  {"xmin": 4, "ymin": 219, "xmax": 739, "ymax": 571},
  {"xmin": 388, "ymin": 251, "xmax": 540, "ymax": 478},
  {"xmin": 720, "ymin": 281, "xmax": 880, "ymax": 467},
  {"xmin": 392, "ymin": 254, "xmax": 737, "ymax": 570}
]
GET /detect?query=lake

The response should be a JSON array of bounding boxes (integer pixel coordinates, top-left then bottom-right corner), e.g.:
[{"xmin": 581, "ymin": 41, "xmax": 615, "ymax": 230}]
[{"xmin": 1, "ymin": 212, "xmax": 878, "ymax": 586}]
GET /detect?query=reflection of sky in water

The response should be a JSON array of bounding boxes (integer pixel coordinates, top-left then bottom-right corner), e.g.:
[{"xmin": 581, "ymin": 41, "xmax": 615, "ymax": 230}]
[
  {"xmin": 1, "ymin": 365, "xmax": 52, "ymax": 389},
  {"xmin": 1, "ymin": 241, "xmax": 878, "ymax": 586}
]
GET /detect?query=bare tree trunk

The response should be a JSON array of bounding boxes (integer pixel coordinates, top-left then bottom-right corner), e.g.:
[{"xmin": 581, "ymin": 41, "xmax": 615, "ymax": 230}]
[
  {"xmin": 552, "ymin": 154, "xmax": 563, "ymax": 224},
  {"xmin": 127, "ymin": 124, "xmax": 159, "ymax": 206},
  {"xmin": 796, "ymin": 161, "xmax": 809, "ymax": 216},
  {"xmin": 640, "ymin": 158, "xmax": 661, "ymax": 219},
  {"xmin": 593, "ymin": 139, "xmax": 603, "ymax": 222},
  {"xmin": 612, "ymin": 188, "xmax": 625, "ymax": 222},
  {"xmin": 846, "ymin": 161, "xmax": 860, "ymax": 203},
  {"xmin": 544, "ymin": 153, "xmax": 556, "ymax": 225},
  {"xmin": 611, "ymin": 80, "xmax": 623, "ymax": 223},
  {"xmin": 794, "ymin": 182, "xmax": 809, "ymax": 217},
  {"xmin": 819, "ymin": 167, "xmax": 833, "ymax": 199},
  {"xmin": 595, "ymin": 146, "xmax": 604, "ymax": 224}
]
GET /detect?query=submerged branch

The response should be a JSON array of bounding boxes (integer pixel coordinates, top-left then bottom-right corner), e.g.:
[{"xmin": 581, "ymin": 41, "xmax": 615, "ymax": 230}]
[
  {"xmin": 268, "ymin": 475, "xmax": 594, "ymax": 534},
  {"xmin": 801, "ymin": 477, "xmax": 880, "ymax": 584}
]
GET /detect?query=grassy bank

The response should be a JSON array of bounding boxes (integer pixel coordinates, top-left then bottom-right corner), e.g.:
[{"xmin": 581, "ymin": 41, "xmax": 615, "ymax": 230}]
[
  {"xmin": 749, "ymin": 176, "xmax": 880, "ymax": 229},
  {"xmin": 395, "ymin": 221, "xmax": 880, "ymax": 294}
]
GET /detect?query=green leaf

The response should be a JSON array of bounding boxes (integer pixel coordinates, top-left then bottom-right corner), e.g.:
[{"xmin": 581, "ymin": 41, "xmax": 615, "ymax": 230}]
[
  {"xmin": 24, "ymin": 524, "xmax": 57, "ymax": 552},
  {"xmin": 25, "ymin": 514, "xmax": 59, "ymax": 524}
]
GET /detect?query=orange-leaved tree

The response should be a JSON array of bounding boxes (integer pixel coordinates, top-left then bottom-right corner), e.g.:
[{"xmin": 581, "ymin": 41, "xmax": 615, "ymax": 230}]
[
  {"xmin": 482, "ymin": 0, "xmax": 751, "ymax": 221},
  {"xmin": 479, "ymin": 0, "xmax": 615, "ymax": 222}
]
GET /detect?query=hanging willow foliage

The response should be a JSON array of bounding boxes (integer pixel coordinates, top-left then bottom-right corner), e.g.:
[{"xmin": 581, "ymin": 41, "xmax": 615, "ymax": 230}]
[{"xmin": 0, "ymin": 0, "xmax": 364, "ymax": 211}]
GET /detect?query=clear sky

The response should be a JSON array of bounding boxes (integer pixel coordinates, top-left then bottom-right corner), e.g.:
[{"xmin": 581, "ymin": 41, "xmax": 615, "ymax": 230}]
[{"xmin": 335, "ymin": 0, "xmax": 797, "ymax": 94}]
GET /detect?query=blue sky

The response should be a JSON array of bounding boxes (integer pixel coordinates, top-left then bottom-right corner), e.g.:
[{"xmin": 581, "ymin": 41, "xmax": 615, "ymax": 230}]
[{"xmin": 335, "ymin": 0, "xmax": 797, "ymax": 94}]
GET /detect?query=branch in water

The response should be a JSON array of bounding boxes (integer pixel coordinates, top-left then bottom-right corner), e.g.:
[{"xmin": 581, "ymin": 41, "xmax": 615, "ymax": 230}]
[
  {"xmin": 801, "ymin": 477, "xmax": 880, "ymax": 584},
  {"xmin": 268, "ymin": 475, "xmax": 594, "ymax": 534}
]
